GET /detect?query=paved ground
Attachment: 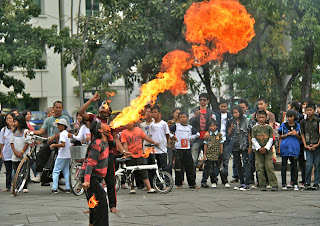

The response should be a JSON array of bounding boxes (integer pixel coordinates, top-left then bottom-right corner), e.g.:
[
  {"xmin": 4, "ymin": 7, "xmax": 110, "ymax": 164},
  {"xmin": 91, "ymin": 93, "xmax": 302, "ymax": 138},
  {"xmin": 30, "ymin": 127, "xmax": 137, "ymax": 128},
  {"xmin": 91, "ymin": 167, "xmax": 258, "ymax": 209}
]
[{"xmin": 0, "ymin": 161, "xmax": 320, "ymax": 226}]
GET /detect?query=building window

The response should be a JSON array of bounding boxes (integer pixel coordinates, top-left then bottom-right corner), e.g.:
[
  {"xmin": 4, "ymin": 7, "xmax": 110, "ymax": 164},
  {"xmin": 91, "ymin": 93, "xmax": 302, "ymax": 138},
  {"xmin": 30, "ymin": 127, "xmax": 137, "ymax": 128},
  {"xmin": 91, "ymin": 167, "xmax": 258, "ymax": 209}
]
[
  {"xmin": 86, "ymin": 0, "xmax": 99, "ymax": 16},
  {"xmin": 33, "ymin": 0, "xmax": 45, "ymax": 15}
]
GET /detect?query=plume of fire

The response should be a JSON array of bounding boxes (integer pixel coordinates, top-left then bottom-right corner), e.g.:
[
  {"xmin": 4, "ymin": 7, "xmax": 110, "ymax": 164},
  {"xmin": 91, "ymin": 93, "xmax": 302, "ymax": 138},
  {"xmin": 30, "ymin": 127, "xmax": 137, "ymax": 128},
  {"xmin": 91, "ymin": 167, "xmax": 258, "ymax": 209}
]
[
  {"xmin": 111, "ymin": 0, "xmax": 255, "ymax": 129},
  {"xmin": 88, "ymin": 194, "xmax": 99, "ymax": 208},
  {"xmin": 142, "ymin": 147, "xmax": 155, "ymax": 158},
  {"xmin": 103, "ymin": 91, "xmax": 116, "ymax": 110}
]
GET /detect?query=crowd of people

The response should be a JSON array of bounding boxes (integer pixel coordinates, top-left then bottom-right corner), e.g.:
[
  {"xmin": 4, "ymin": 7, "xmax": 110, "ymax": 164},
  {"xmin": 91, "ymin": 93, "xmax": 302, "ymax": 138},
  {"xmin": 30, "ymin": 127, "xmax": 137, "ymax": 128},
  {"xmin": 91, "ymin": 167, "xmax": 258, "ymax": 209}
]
[{"xmin": 0, "ymin": 92, "xmax": 319, "ymax": 226}]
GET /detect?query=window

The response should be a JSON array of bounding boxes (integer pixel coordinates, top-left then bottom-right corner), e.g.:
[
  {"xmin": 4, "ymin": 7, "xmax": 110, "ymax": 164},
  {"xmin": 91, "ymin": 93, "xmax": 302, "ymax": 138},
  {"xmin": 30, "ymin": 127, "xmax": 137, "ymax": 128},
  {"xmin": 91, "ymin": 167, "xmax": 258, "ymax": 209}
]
[
  {"xmin": 33, "ymin": 0, "xmax": 44, "ymax": 15},
  {"xmin": 86, "ymin": 0, "xmax": 99, "ymax": 16}
]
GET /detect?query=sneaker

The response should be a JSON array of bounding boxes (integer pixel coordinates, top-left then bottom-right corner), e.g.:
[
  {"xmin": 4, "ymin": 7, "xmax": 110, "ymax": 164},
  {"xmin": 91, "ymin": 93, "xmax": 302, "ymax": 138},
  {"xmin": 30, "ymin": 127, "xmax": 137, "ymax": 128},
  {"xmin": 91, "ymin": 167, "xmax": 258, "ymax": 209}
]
[
  {"xmin": 312, "ymin": 184, "xmax": 319, "ymax": 190},
  {"xmin": 52, "ymin": 189, "xmax": 58, "ymax": 194},
  {"xmin": 282, "ymin": 185, "xmax": 288, "ymax": 190},
  {"xmin": 225, "ymin": 183, "xmax": 231, "ymax": 188},
  {"xmin": 201, "ymin": 183, "xmax": 209, "ymax": 188},
  {"xmin": 234, "ymin": 185, "xmax": 244, "ymax": 190},
  {"xmin": 287, "ymin": 181, "xmax": 293, "ymax": 188},
  {"xmin": 294, "ymin": 185, "xmax": 299, "ymax": 191},
  {"xmin": 300, "ymin": 183, "xmax": 305, "ymax": 189},
  {"xmin": 65, "ymin": 189, "xmax": 71, "ymax": 194},
  {"xmin": 23, "ymin": 189, "xmax": 29, "ymax": 193},
  {"xmin": 147, "ymin": 188, "xmax": 156, "ymax": 193},
  {"xmin": 240, "ymin": 185, "xmax": 250, "ymax": 191},
  {"xmin": 31, "ymin": 175, "xmax": 41, "ymax": 183},
  {"xmin": 230, "ymin": 178, "xmax": 239, "ymax": 183},
  {"xmin": 306, "ymin": 184, "xmax": 312, "ymax": 190},
  {"xmin": 261, "ymin": 186, "xmax": 267, "ymax": 191},
  {"xmin": 129, "ymin": 189, "xmax": 136, "ymax": 194},
  {"xmin": 271, "ymin": 186, "xmax": 278, "ymax": 191},
  {"xmin": 250, "ymin": 184, "xmax": 258, "ymax": 189},
  {"xmin": 211, "ymin": 183, "xmax": 217, "ymax": 188}
]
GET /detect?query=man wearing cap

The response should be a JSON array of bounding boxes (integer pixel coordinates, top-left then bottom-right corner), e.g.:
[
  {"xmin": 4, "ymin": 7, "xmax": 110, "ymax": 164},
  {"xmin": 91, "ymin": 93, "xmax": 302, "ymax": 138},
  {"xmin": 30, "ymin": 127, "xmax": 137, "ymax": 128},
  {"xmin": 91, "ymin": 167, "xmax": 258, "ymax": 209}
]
[
  {"xmin": 32, "ymin": 101, "xmax": 70, "ymax": 186},
  {"xmin": 79, "ymin": 92, "xmax": 124, "ymax": 213}
]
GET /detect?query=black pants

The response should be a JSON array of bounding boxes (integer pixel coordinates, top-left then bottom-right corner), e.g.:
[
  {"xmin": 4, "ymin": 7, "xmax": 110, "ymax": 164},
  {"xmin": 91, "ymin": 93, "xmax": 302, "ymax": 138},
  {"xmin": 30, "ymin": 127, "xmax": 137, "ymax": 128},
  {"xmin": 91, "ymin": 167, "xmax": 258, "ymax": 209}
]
[
  {"xmin": 147, "ymin": 153, "xmax": 168, "ymax": 187},
  {"xmin": 4, "ymin": 160, "xmax": 13, "ymax": 190},
  {"xmin": 86, "ymin": 175, "xmax": 109, "ymax": 226},
  {"xmin": 202, "ymin": 158, "xmax": 228, "ymax": 185},
  {"xmin": 167, "ymin": 147, "xmax": 175, "ymax": 175},
  {"xmin": 281, "ymin": 156, "xmax": 298, "ymax": 185},
  {"xmin": 297, "ymin": 144, "xmax": 306, "ymax": 183},
  {"xmin": 174, "ymin": 149, "xmax": 196, "ymax": 186},
  {"xmin": 233, "ymin": 150, "xmax": 250, "ymax": 185},
  {"xmin": 13, "ymin": 161, "xmax": 28, "ymax": 189},
  {"xmin": 249, "ymin": 151, "xmax": 256, "ymax": 182},
  {"xmin": 104, "ymin": 153, "xmax": 117, "ymax": 209}
]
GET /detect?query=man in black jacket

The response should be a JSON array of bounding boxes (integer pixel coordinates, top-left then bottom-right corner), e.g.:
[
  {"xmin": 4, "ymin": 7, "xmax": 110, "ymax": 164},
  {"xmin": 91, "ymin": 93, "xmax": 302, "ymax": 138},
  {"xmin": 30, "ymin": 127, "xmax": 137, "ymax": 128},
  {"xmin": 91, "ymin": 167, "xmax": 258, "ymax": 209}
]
[{"xmin": 189, "ymin": 94, "xmax": 214, "ymax": 174}]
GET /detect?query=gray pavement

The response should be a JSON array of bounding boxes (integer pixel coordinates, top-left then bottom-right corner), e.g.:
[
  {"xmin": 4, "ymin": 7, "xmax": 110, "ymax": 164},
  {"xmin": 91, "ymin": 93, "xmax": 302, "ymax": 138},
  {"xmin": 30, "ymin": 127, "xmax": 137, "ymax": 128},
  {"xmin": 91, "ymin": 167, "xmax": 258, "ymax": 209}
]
[{"xmin": 0, "ymin": 161, "xmax": 320, "ymax": 226}]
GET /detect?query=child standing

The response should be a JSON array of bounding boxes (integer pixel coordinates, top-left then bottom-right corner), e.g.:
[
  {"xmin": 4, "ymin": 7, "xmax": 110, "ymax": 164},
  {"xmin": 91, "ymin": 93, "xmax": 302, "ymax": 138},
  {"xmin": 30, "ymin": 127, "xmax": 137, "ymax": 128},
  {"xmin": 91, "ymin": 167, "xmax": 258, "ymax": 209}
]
[
  {"xmin": 121, "ymin": 122, "xmax": 158, "ymax": 194},
  {"xmin": 201, "ymin": 119, "xmax": 228, "ymax": 188},
  {"xmin": 278, "ymin": 110, "xmax": 301, "ymax": 191},
  {"xmin": 229, "ymin": 105, "xmax": 252, "ymax": 191},
  {"xmin": 50, "ymin": 118, "xmax": 72, "ymax": 194},
  {"xmin": 82, "ymin": 121, "xmax": 110, "ymax": 226},
  {"xmin": 251, "ymin": 110, "xmax": 278, "ymax": 191},
  {"xmin": 10, "ymin": 114, "xmax": 31, "ymax": 193},
  {"xmin": 170, "ymin": 112, "xmax": 199, "ymax": 189},
  {"xmin": 300, "ymin": 102, "xmax": 320, "ymax": 190},
  {"xmin": 149, "ymin": 105, "xmax": 170, "ymax": 173}
]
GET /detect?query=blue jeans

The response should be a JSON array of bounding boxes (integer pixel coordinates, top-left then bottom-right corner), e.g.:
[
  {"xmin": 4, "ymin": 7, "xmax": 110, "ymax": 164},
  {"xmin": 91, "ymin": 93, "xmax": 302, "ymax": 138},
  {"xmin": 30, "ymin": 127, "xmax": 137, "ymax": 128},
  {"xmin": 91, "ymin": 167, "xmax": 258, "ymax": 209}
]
[
  {"xmin": 191, "ymin": 139, "xmax": 204, "ymax": 167},
  {"xmin": 52, "ymin": 158, "xmax": 71, "ymax": 190},
  {"xmin": 222, "ymin": 142, "xmax": 230, "ymax": 177},
  {"xmin": 305, "ymin": 148, "xmax": 320, "ymax": 185}
]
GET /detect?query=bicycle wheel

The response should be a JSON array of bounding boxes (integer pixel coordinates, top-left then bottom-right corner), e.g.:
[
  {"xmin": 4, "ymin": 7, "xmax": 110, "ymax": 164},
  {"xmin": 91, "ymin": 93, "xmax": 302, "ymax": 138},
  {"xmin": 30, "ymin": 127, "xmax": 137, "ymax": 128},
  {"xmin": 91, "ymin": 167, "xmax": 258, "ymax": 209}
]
[
  {"xmin": 13, "ymin": 157, "xmax": 30, "ymax": 196},
  {"xmin": 115, "ymin": 174, "xmax": 121, "ymax": 192},
  {"xmin": 69, "ymin": 161, "xmax": 84, "ymax": 196},
  {"xmin": 153, "ymin": 171, "xmax": 173, "ymax": 194}
]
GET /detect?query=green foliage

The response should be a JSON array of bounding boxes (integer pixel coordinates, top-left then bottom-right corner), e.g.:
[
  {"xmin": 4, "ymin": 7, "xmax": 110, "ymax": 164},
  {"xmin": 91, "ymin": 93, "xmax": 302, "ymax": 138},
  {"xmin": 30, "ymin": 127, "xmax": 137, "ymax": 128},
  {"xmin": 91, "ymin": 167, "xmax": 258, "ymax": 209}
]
[{"xmin": 0, "ymin": 0, "xmax": 75, "ymax": 104}]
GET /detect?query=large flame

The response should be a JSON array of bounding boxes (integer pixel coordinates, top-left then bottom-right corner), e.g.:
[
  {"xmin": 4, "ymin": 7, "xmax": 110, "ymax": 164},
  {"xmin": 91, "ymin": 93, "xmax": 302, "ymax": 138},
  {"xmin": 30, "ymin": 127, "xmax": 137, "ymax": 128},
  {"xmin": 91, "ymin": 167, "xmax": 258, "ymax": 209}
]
[{"xmin": 111, "ymin": 0, "xmax": 255, "ymax": 128}]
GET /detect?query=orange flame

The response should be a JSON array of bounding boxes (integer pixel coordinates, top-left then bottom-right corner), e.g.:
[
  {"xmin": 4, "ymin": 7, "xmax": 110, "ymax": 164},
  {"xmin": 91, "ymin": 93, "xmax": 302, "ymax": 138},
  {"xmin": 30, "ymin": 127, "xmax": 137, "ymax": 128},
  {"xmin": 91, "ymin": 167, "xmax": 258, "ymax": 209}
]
[
  {"xmin": 111, "ymin": 0, "xmax": 255, "ymax": 129},
  {"xmin": 142, "ymin": 147, "xmax": 155, "ymax": 158},
  {"xmin": 88, "ymin": 194, "xmax": 99, "ymax": 208},
  {"xmin": 103, "ymin": 92, "xmax": 116, "ymax": 110}
]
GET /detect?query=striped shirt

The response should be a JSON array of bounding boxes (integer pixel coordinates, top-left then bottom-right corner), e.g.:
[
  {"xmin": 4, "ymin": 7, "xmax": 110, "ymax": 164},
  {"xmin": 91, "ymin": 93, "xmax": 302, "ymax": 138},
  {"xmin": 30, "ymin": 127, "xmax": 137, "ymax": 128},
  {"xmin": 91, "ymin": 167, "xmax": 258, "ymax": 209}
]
[{"xmin": 82, "ymin": 139, "xmax": 109, "ymax": 182}]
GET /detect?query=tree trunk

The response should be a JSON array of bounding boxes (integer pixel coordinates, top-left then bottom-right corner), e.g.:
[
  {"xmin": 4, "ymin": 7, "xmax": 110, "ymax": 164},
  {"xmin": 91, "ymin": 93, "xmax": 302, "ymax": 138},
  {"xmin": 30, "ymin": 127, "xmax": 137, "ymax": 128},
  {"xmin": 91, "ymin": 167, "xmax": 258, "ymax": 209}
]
[
  {"xmin": 300, "ymin": 44, "xmax": 314, "ymax": 101},
  {"xmin": 202, "ymin": 63, "xmax": 219, "ymax": 111},
  {"xmin": 76, "ymin": 54, "xmax": 84, "ymax": 106}
]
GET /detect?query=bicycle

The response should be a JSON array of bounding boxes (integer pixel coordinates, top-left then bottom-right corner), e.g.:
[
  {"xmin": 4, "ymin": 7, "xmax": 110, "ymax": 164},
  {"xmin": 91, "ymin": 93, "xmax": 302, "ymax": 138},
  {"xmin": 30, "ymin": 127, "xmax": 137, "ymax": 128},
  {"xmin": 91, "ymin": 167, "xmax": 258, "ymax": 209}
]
[
  {"xmin": 114, "ymin": 145, "xmax": 174, "ymax": 194},
  {"xmin": 12, "ymin": 134, "xmax": 48, "ymax": 196},
  {"xmin": 69, "ymin": 144, "xmax": 87, "ymax": 196}
]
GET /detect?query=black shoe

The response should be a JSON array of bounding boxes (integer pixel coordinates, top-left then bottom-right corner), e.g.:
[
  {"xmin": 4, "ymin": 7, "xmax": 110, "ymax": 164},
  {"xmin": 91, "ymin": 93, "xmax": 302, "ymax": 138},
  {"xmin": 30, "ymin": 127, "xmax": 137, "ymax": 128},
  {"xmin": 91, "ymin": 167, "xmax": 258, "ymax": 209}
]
[
  {"xmin": 52, "ymin": 189, "xmax": 58, "ymax": 194},
  {"xmin": 231, "ymin": 179, "xmax": 239, "ymax": 183},
  {"xmin": 261, "ymin": 186, "xmax": 267, "ymax": 191},
  {"xmin": 271, "ymin": 186, "xmax": 278, "ymax": 191},
  {"xmin": 41, "ymin": 183, "xmax": 50, "ymax": 186},
  {"xmin": 65, "ymin": 189, "xmax": 71, "ymax": 194},
  {"xmin": 201, "ymin": 183, "xmax": 209, "ymax": 188},
  {"xmin": 306, "ymin": 184, "xmax": 312, "ymax": 190},
  {"xmin": 312, "ymin": 184, "xmax": 319, "ymax": 190}
]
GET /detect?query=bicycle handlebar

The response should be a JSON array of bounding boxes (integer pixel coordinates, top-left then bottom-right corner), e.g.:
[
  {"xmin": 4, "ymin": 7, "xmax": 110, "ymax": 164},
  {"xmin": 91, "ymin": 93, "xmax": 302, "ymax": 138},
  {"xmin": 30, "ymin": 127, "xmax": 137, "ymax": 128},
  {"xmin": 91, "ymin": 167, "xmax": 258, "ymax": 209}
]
[{"xmin": 27, "ymin": 132, "xmax": 48, "ymax": 141}]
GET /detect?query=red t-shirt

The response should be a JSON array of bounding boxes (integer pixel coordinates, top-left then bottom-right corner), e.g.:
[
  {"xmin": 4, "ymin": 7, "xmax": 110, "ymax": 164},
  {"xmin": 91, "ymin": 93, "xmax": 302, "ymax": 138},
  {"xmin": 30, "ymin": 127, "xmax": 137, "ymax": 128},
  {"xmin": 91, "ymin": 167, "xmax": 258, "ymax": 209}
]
[
  {"xmin": 121, "ymin": 127, "xmax": 146, "ymax": 158},
  {"xmin": 199, "ymin": 109, "xmax": 207, "ymax": 139}
]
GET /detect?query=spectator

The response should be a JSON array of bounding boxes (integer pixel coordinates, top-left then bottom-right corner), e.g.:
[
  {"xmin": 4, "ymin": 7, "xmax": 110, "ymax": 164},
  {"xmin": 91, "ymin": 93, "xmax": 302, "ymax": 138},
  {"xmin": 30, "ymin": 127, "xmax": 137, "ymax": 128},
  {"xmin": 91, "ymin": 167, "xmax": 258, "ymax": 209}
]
[
  {"xmin": 21, "ymin": 110, "xmax": 35, "ymax": 131},
  {"xmin": 251, "ymin": 110, "xmax": 278, "ymax": 191},
  {"xmin": 0, "ymin": 113, "xmax": 15, "ymax": 192},
  {"xmin": 170, "ymin": 111, "xmax": 199, "ymax": 189}
]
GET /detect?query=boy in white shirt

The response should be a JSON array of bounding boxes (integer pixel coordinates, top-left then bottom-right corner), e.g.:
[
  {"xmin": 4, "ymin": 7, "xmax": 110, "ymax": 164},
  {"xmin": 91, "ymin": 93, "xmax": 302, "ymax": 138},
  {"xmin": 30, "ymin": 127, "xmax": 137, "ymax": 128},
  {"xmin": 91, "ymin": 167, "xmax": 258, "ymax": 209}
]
[
  {"xmin": 149, "ymin": 105, "xmax": 170, "ymax": 177},
  {"xmin": 50, "ymin": 118, "xmax": 72, "ymax": 194}
]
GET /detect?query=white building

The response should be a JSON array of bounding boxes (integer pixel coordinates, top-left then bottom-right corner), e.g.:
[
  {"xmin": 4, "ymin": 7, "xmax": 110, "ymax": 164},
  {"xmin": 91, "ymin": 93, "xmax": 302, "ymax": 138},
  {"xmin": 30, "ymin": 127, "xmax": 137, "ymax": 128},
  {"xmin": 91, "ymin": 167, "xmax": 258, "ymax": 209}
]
[{"xmin": 1, "ymin": 0, "xmax": 129, "ymax": 115}]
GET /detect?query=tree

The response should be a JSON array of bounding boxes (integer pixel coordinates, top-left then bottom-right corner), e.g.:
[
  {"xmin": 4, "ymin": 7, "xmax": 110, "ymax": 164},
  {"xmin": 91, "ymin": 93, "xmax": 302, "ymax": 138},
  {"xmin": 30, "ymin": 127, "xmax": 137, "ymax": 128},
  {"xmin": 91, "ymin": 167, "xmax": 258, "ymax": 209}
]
[{"xmin": 0, "ymin": 0, "xmax": 75, "ymax": 104}]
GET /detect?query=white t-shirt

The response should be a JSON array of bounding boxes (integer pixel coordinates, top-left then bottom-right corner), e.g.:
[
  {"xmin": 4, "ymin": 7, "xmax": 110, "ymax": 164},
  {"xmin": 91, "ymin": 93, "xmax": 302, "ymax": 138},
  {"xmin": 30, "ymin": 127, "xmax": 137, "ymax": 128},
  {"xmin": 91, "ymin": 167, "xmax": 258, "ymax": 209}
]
[
  {"xmin": 171, "ymin": 123, "xmax": 200, "ymax": 149},
  {"xmin": 140, "ymin": 120, "xmax": 153, "ymax": 149},
  {"xmin": 0, "ymin": 127, "xmax": 13, "ymax": 161},
  {"xmin": 57, "ymin": 130, "xmax": 71, "ymax": 159},
  {"xmin": 220, "ymin": 113, "xmax": 228, "ymax": 141},
  {"xmin": 150, "ymin": 120, "xmax": 170, "ymax": 154},
  {"xmin": 10, "ymin": 129, "xmax": 31, "ymax": 162},
  {"xmin": 73, "ymin": 125, "xmax": 90, "ymax": 144}
]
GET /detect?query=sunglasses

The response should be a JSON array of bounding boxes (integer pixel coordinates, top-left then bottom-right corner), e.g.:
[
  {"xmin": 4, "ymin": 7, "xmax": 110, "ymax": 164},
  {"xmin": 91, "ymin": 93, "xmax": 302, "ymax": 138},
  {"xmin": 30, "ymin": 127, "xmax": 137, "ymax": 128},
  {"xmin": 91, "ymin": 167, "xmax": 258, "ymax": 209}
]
[{"xmin": 199, "ymin": 99, "xmax": 207, "ymax": 101}]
